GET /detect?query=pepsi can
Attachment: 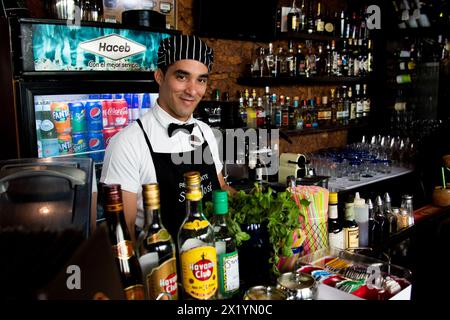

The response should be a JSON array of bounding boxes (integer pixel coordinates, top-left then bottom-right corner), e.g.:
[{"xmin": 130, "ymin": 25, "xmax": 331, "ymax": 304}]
[
  {"xmin": 114, "ymin": 93, "xmax": 124, "ymax": 99},
  {"xmin": 88, "ymin": 130, "xmax": 105, "ymax": 162},
  {"xmin": 101, "ymin": 93, "xmax": 113, "ymax": 100},
  {"xmin": 131, "ymin": 93, "xmax": 142, "ymax": 121},
  {"xmin": 124, "ymin": 93, "xmax": 133, "ymax": 123},
  {"xmin": 85, "ymin": 100, "xmax": 103, "ymax": 131},
  {"xmin": 140, "ymin": 93, "xmax": 151, "ymax": 117},
  {"xmin": 89, "ymin": 94, "xmax": 101, "ymax": 99}
]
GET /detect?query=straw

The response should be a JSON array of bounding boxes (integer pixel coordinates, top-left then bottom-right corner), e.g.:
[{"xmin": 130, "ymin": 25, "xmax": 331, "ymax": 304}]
[{"xmin": 442, "ymin": 167, "xmax": 446, "ymax": 189}]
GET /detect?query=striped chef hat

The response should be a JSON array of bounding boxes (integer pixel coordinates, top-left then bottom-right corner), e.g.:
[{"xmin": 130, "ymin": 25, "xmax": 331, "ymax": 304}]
[{"xmin": 157, "ymin": 34, "xmax": 214, "ymax": 72}]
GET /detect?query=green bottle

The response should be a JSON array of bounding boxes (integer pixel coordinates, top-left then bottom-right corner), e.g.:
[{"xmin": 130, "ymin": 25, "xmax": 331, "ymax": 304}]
[{"xmin": 212, "ymin": 190, "xmax": 240, "ymax": 299}]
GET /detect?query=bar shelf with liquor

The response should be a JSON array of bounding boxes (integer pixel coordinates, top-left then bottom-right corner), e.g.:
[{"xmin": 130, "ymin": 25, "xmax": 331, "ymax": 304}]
[{"xmin": 237, "ymin": 75, "xmax": 369, "ymax": 87}]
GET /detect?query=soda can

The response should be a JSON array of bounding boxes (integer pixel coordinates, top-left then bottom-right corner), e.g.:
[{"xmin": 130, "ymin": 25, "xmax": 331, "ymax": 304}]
[
  {"xmin": 140, "ymin": 93, "xmax": 151, "ymax": 117},
  {"xmin": 50, "ymin": 102, "xmax": 71, "ymax": 134},
  {"xmin": 72, "ymin": 132, "xmax": 88, "ymax": 154},
  {"xmin": 68, "ymin": 102, "xmax": 87, "ymax": 133},
  {"xmin": 114, "ymin": 93, "xmax": 124, "ymax": 99},
  {"xmin": 101, "ymin": 94, "xmax": 112, "ymax": 100},
  {"xmin": 58, "ymin": 133, "xmax": 73, "ymax": 155},
  {"xmin": 131, "ymin": 93, "xmax": 142, "ymax": 121},
  {"xmin": 85, "ymin": 100, "xmax": 103, "ymax": 131},
  {"xmin": 89, "ymin": 94, "xmax": 101, "ymax": 99},
  {"xmin": 88, "ymin": 130, "xmax": 105, "ymax": 162},
  {"xmin": 102, "ymin": 126, "xmax": 120, "ymax": 148},
  {"xmin": 124, "ymin": 93, "xmax": 133, "ymax": 123},
  {"xmin": 112, "ymin": 99, "xmax": 129, "ymax": 126},
  {"xmin": 102, "ymin": 99, "xmax": 114, "ymax": 127},
  {"xmin": 42, "ymin": 138, "xmax": 59, "ymax": 157}
]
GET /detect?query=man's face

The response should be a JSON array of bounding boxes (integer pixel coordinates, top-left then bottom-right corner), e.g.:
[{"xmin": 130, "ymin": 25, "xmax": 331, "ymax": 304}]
[{"xmin": 155, "ymin": 59, "xmax": 209, "ymax": 122}]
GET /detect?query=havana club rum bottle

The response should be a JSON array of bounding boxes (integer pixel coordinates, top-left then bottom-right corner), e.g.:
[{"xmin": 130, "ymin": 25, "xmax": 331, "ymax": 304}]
[
  {"xmin": 137, "ymin": 183, "xmax": 178, "ymax": 300},
  {"xmin": 102, "ymin": 184, "xmax": 145, "ymax": 300},
  {"xmin": 178, "ymin": 171, "xmax": 218, "ymax": 300}
]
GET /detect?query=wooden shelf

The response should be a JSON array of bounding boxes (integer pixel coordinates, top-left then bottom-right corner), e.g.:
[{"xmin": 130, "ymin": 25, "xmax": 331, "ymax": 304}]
[{"xmin": 237, "ymin": 75, "xmax": 370, "ymax": 87}]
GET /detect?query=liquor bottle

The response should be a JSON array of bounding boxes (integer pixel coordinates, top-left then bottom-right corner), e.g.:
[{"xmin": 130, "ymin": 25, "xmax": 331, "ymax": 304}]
[
  {"xmin": 339, "ymin": 10, "xmax": 345, "ymax": 38},
  {"xmin": 355, "ymin": 84, "xmax": 363, "ymax": 120},
  {"xmin": 246, "ymin": 98, "xmax": 257, "ymax": 129},
  {"xmin": 311, "ymin": 97, "xmax": 319, "ymax": 128},
  {"xmin": 102, "ymin": 184, "xmax": 145, "ymax": 300},
  {"xmin": 256, "ymin": 97, "xmax": 266, "ymax": 128},
  {"xmin": 306, "ymin": 0, "xmax": 315, "ymax": 34},
  {"xmin": 328, "ymin": 192, "xmax": 344, "ymax": 249},
  {"xmin": 301, "ymin": 99, "xmax": 310, "ymax": 128},
  {"xmin": 331, "ymin": 40, "xmax": 341, "ymax": 76},
  {"xmin": 286, "ymin": 40, "xmax": 296, "ymax": 77},
  {"xmin": 211, "ymin": 190, "xmax": 240, "ymax": 299},
  {"xmin": 324, "ymin": 9, "xmax": 335, "ymax": 35},
  {"xmin": 372, "ymin": 196, "xmax": 389, "ymax": 245},
  {"xmin": 289, "ymin": 96, "xmax": 298, "ymax": 130},
  {"xmin": 299, "ymin": 0, "xmax": 307, "ymax": 31},
  {"xmin": 341, "ymin": 40, "xmax": 349, "ymax": 76},
  {"xmin": 336, "ymin": 87, "xmax": 344, "ymax": 125},
  {"xmin": 384, "ymin": 192, "xmax": 398, "ymax": 234},
  {"xmin": 342, "ymin": 86, "xmax": 350, "ymax": 125},
  {"xmin": 274, "ymin": 95, "xmax": 283, "ymax": 128},
  {"xmin": 329, "ymin": 88, "xmax": 337, "ymax": 126},
  {"xmin": 178, "ymin": 171, "xmax": 218, "ymax": 300},
  {"xmin": 296, "ymin": 44, "xmax": 307, "ymax": 77},
  {"xmin": 325, "ymin": 42, "xmax": 332, "ymax": 75},
  {"xmin": 276, "ymin": 45, "xmax": 287, "ymax": 77},
  {"xmin": 282, "ymin": 96, "xmax": 290, "ymax": 128},
  {"xmin": 348, "ymin": 86, "xmax": 356, "ymax": 123},
  {"xmin": 306, "ymin": 41, "xmax": 316, "ymax": 77},
  {"xmin": 238, "ymin": 97, "xmax": 246, "ymax": 127},
  {"xmin": 353, "ymin": 192, "xmax": 369, "ymax": 247},
  {"xmin": 347, "ymin": 39, "xmax": 354, "ymax": 76},
  {"xmin": 362, "ymin": 84, "xmax": 371, "ymax": 118},
  {"xmin": 317, "ymin": 95, "xmax": 330, "ymax": 127},
  {"xmin": 263, "ymin": 86, "xmax": 272, "ymax": 128},
  {"xmin": 294, "ymin": 97, "xmax": 304, "ymax": 130},
  {"xmin": 343, "ymin": 201, "xmax": 359, "ymax": 249},
  {"xmin": 137, "ymin": 183, "xmax": 178, "ymax": 300},
  {"xmin": 316, "ymin": 45, "xmax": 327, "ymax": 76},
  {"xmin": 267, "ymin": 43, "xmax": 277, "ymax": 77},
  {"xmin": 287, "ymin": 0, "xmax": 300, "ymax": 32},
  {"xmin": 315, "ymin": 2, "xmax": 324, "ymax": 33}
]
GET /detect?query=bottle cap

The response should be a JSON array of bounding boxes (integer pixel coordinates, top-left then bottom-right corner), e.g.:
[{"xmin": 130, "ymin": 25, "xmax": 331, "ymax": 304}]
[
  {"xmin": 213, "ymin": 190, "xmax": 228, "ymax": 215},
  {"xmin": 184, "ymin": 171, "xmax": 203, "ymax": 201},
  {"xmin": 354, "ymin": 192, "xmax": 366, "ymax": 206},
  {"xmin": 366, "ymin": 198, "xmax": 373, "ymax": 209},
  {"xmin": 329, "ymin": 192, "xmax": 338, "ymax": 204},
  {"xmin": 384, "ymin": 192, "xmax": 391, "ymax": 203},
  {"xmin": 142, "ymin": 183, "xmax": 160, "ymax": 209}
]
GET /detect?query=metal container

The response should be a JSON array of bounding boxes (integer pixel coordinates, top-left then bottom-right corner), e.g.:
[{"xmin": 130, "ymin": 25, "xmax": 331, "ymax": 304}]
[
  {"xmin": 243, "ymin": 286, "xmax": 288, "ymax": 300},
  {"xmin": 276, "ymin": 272, "xmax": 317, "ymax": 300}
]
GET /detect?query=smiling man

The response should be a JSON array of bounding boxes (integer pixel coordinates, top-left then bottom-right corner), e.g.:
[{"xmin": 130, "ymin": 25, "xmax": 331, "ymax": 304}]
[{"xmin": 100, "ymin": 34, "xmax": 234, "ymax": 241}]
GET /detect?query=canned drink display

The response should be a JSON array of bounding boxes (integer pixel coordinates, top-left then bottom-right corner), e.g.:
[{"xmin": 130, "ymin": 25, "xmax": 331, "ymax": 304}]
[
  {"xmin": 85, "ymin": 100, "xmax": 103, "ymax": 131},
  {"xmin": 42, "ymin": 138, "xmax": 59, "ymax": 157},
  {"xmin": 243, "ymin": 286, "xmax": 288, "ymax": 300},
  {"xmin": 111, "ymin": 99, "xmax": 129, "ymax": 126},
  {"xmin": 72, "ymin": 132, "xmax": 88, "ymax": 154},
  {"xmin": 68, "ymin": 102, "xmax": 87, "ymax": 133},
  {"xmin": 58, "ymin": 133, "xmax": 73, "ymax": 155},
  {"xmin": 50, "ymin": 102, "xmax": 71, "ymax": 133},
  {"xmin": 102, "ymin": 126, "xmax": 120, "ymax": 148}
]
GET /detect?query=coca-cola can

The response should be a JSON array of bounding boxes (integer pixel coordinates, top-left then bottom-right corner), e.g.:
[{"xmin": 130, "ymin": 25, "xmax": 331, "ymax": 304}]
[
  {"xmin": 102, "ymin": 99, "xmax": 113, "ymax": 127},
  {"xmin": 111, "ymin": 99, "xmax": 129, "ymax": 127},
  {"xmin": 102, "ymin": 126, "xmax": 120, "ymax": 148}
]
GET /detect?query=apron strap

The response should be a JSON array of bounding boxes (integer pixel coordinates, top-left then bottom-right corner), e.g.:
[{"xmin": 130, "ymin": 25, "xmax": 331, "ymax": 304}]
[{"xmin": 136, "ymin": 118, "xmax": 156, "ymax": 155}]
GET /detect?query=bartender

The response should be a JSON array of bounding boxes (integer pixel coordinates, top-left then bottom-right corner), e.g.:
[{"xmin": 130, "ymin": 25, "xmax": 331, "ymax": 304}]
[{"xmin": 100, "ymin": 34, "xmax": 235, "ymax": 241}]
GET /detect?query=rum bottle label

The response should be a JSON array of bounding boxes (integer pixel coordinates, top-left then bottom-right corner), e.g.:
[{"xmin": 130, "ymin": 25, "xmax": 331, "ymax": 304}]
[
  {"xmin": 181, "ymin": 246, "xmax": 218, "ymax": 300},
  {"xmin": 145, "ymin": 257, "xmax": 178, "ymax": 300}
]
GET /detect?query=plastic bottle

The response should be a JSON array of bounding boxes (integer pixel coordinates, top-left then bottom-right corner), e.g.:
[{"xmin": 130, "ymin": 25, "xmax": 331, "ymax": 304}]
[{"xmin": 353, "ymin": 192, "xmax": 369, "ymax": 246}]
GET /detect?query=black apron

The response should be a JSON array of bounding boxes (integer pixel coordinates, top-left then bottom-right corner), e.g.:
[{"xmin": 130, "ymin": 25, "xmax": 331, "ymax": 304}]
[{"xmin": 136, "ymin": 119, "xmax": 221, "ymax": 239}]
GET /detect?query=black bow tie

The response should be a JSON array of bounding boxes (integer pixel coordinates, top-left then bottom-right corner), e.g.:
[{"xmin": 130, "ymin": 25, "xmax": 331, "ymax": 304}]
[{"xmin": 167, "ymin": 123, "xmax": 195, "ymax": 137}]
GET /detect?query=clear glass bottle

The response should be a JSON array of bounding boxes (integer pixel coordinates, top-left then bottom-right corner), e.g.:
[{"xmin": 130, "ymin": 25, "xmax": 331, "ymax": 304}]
[
  {"xmin": 178, "ymin": 172, "xmax": 218, "ymax": 300},
  {"xmin": 287, "ymin": 0, "xmax": 300, "ymax": 32},
  {"xmin": 401, "ymin": 194, "xmax": 414, "ymax": 226},
  {"xmin": 137, "ymin": 183, "xmax": 178, "ymax": 300},
  {"xmin": 211, "ymin": 190, "xmax": 240, "ymax": 299},
  {"xmin": 384, "ymin": 192, "xmax": 398, "ymax": 234},
  {"xmin": 102, "ymin": 184, "xmax": 145, "ymax": 300}
]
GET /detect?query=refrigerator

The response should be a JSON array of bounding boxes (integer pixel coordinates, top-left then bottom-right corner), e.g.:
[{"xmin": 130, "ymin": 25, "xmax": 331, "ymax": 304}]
[{"xmin": 0, "ymin": 17, "xmax": 178, "ymax": 221}]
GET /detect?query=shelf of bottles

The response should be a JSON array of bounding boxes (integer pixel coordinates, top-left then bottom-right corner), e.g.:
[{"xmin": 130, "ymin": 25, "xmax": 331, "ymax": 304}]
[
  {"xmin": 239, "ymin": 1, "xmax": 374, "ymax": 87},
  {"xmin": 230, "ymin": 83, "xmax": 372, "ymax": 135}
]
